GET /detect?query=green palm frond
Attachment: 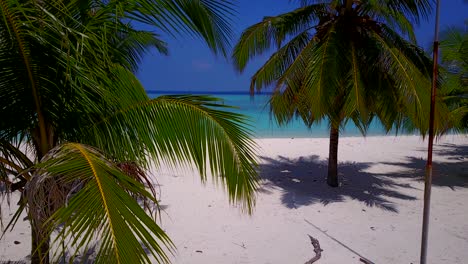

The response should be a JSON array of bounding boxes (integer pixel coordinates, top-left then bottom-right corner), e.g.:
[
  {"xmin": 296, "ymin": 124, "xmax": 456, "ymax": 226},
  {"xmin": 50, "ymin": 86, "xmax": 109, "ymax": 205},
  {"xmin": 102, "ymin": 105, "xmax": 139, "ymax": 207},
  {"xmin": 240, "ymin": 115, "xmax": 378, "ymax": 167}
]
[
  {"xmin": 0, "ymin": 139, "xmax": 33, "ymax": 201},
  {"xmin": 363, "ymin": 2, "xmax": 417, "ymax": 42},
  {"xmin": 80, "ymin": 91, "xmax": 258, "ymax": 212},
  {"xmin": 123, "ymin": 0, "xmax": 235, "ymax": 56},
  {"xmin": 365, "ymin": 0, "xmax": 432, "ymax": 24},
  {"xmin": 440, "ymin": 27, "xmax": 468, "ymax": 66},
  {"xmin": 250, "ymin": 31, "xmax": 312, "ymax": 93},
  {"xmin": 0, "ymin": 139, "xmax": 32, "ymax": 228},
  {"xmin": 232, "ymin": 3, "xmax": 326, "ymax": 72},
  {"xmin": 303, "ymin": 23, "xmax": 345, "ymax": 125},
  {"xmin": 30, "ymin": 143, "xmax": 174, "ymax": 264},
  {"xmin": 342, "ymin": 42, "xmax": 368, "ymax": 122},
  {"xmin": 0, "ymin": 0, "xmax": 48, "ymax": 149},
  {"xmin": 379, "ymin": 24, "xmax": 433, "ymax": 75},
  {"xmin": 109, "ymin": 25, "xmax": 168, "ymax": 73},
  {"xmin": 439, "ymin": 26, "xmax": 468, "ymax": 131},
  {"xmin": 369, "ymin": 30, "xmax": 431, "ymax": 130}
]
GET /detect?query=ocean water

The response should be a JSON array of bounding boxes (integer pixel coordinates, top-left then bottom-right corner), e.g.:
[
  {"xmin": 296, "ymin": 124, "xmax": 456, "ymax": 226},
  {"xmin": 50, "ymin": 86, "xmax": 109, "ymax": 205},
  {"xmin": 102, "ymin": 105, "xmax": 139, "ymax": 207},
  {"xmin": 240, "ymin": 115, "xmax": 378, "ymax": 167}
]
[{"xmin": 148, "ymin": 92, "xmax": 399, "ymax": 138}]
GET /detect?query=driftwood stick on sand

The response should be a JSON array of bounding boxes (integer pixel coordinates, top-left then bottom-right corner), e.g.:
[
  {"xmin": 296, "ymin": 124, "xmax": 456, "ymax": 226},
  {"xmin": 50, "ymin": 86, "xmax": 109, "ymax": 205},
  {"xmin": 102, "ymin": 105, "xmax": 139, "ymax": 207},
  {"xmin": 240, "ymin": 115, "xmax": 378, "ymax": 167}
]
[
  {"xmin": 359, "ymin": 257, "xmax": 375, "ymax": 264},
  {"xmin": 304, "ymin": 219, "xmax": 376, "ymax": 264},
  {"xmin": 304, "ymin": 235, "xmax": 323, "ymax": 264}
]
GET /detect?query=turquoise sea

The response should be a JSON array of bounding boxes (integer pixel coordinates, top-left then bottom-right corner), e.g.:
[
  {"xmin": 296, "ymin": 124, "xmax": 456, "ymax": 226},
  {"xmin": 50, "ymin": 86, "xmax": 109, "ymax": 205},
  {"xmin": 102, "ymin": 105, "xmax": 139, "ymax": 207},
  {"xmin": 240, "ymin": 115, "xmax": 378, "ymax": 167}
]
[{"xmin": 148, "ymin": 91, "xmax": 406, "ymax": 138}]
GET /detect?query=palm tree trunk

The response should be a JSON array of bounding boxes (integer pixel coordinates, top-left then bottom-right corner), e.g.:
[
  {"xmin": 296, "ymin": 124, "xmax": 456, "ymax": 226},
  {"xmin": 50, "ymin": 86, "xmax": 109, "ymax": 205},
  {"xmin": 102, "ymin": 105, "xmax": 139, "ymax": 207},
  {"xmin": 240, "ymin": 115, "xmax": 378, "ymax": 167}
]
[
  {"xmin": 31, "ymin": 224, "xmax": 50, "ymax": 264},
  {"xmin": 327, "ymin": 125, "xmax": 339, "ymax": 187},
  {"xmin": 30, "ymin": 128, "xmax": 53, "ymax": 264}
]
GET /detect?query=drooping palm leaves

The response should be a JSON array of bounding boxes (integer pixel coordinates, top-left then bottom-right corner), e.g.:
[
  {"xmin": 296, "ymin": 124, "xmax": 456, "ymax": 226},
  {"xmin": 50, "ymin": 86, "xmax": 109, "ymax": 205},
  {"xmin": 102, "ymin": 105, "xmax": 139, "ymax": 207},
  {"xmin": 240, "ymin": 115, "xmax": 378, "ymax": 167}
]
[
  {"xmin": 29, "ymin": 143, "xmax": 175, "ymax": 264},
  {"xmin": 439, "ymin": 25, "xmax": 468, "ymax": 131},
  {"xmin": 0, "ymin": 0, "xmax": 258, "ymax": 263},
  {"xmin": 233, "ymin": 0, "xmax": 450, "ymax": 187}
]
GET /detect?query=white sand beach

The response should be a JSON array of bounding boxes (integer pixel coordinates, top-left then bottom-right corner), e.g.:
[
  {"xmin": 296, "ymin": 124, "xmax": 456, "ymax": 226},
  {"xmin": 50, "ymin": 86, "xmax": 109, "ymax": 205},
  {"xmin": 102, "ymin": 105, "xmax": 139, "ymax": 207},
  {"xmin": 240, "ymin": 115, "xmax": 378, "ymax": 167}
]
[{"xmin": 1, "ymin": 135, "xmax": 467, "ymax": 263}]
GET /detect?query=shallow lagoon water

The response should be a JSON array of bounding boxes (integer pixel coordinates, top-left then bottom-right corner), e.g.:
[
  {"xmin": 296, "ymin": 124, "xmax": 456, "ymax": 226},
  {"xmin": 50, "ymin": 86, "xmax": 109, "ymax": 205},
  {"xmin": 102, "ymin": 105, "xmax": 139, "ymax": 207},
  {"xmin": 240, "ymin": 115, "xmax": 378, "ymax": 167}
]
[{"xmin": 148, "ymin": 92, "xmax": 405, "ymax": 138}]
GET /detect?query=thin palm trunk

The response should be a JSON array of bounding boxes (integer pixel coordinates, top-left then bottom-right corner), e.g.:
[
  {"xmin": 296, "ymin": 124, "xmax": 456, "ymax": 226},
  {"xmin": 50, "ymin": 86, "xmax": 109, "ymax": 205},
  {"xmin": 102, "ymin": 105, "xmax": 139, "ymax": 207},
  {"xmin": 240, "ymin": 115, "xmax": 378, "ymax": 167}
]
[
  {"xmin": 31, "ymin": 224, "xmax": 50, "ymax": 264},
  {"xmin": 30, "ymin": 130, "xmax": 53, "ymax": 264},
  {"xmin": 327, "ymin": 125, "xmax": 339, "ymax": 187},
  {"xmin": 421, "ymin": 1, "xmax": 441, "ymax": 263}
]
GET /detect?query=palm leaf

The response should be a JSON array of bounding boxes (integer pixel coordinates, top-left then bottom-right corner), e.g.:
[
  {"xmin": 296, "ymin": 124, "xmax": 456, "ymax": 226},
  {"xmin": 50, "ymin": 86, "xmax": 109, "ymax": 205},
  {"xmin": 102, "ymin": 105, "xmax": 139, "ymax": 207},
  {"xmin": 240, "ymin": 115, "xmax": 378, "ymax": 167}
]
[
  {"xmin": 31, "ymin": 143, "xmax": 174, "ymax": 264},
  {"xmin": 232, "ymin": 3, "xmax": 326, "ymax": 72},
  {"xmin": 303, "ymin": 23, "xmax": 345, "ymax": 125},
  {"xmin": 249, "ymin": 31, "xmax": 312, "ymax": 93},
  {"xmin": 342, "ymin": 42, "xmax": 368, "ymax": 122},
  {"xmin": 80, "ymin": 91, "xmax": 259, "ymax": 212},
  {"xmin": 124, "ymin": 0, "xmax": 235, "ymax": 56}
]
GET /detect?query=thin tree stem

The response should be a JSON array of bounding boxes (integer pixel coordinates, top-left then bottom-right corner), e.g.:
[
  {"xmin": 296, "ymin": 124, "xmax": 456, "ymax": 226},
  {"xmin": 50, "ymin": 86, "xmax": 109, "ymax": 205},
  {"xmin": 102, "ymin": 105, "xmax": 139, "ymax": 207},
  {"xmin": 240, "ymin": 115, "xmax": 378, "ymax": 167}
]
[{"xmin": 327, "ymin": 125, "xmax": 339, "ymax": 187}]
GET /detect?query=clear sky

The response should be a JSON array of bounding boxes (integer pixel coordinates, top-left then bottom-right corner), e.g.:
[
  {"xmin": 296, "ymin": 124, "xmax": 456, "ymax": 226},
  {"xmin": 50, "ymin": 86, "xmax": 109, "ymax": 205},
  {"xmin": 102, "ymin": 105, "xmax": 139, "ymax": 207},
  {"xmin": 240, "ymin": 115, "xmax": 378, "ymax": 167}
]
[{"xmin": 136, "ymin": 0, "xmax": 468, "ymax": 93}]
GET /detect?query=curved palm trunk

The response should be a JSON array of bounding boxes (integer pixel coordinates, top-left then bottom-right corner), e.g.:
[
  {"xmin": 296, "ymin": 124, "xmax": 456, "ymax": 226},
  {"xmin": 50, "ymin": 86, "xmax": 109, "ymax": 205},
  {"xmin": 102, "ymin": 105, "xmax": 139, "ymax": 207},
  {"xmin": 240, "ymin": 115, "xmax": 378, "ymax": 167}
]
[{"xmin": 327, "ymin": 125, "xmax": 339, "ymax": 187}]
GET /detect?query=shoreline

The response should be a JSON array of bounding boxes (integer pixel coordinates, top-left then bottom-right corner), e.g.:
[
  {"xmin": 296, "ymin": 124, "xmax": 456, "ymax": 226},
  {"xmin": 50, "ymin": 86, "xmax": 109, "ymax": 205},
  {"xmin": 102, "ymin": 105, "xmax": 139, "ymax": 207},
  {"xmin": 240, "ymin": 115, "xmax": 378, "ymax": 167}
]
[{"xmin": 253, "ymin": 132, "xmax": 467, "ymax": 139}]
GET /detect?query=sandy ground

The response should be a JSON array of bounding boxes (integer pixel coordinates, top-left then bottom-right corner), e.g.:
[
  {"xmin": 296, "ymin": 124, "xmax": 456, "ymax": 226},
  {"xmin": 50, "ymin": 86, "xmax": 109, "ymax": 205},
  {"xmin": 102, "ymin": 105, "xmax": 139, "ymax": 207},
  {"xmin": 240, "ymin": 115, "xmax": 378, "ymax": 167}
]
[{"xmin": 1, "ymin": 135, "xmax": 467, "ymax": 263}]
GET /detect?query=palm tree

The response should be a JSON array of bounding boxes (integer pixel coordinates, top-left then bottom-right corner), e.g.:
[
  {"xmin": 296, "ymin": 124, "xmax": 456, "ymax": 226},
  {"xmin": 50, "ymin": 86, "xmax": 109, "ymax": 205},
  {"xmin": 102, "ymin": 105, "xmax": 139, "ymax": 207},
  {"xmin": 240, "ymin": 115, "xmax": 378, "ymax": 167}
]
[
  {"xmin": 0, "ymin": 1, "xmax": 257, "ymax": 263},
  {"xmin": 233, "ymin": 0, "xmax": 450, "ymax": 187},
  {"xmin": 439, "ymin": 25, "xmax": 468, "ymax": 131}
]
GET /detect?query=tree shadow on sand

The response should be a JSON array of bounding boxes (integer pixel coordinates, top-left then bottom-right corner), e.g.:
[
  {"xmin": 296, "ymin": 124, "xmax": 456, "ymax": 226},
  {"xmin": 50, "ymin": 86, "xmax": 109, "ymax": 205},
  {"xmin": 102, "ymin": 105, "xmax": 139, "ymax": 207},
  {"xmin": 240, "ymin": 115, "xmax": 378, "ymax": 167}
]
[
  {"xmin": 258, "ymin": 155, "xmax": 418, "ymax": 213},
  {"xmin": 381, "ymin": 143, "xmax": 468, "ymax": 190},
  {"xmin": 258, "ymin": 143, "xmax": 468, "ymax": 213}
]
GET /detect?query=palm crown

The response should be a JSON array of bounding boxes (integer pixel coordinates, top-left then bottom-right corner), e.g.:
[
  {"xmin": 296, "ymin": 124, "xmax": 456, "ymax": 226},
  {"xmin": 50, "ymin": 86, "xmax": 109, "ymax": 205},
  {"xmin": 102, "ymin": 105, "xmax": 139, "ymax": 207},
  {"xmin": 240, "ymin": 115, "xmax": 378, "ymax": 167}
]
[{"xmin": 233, "ymin": 0, "xmax": 450, "ymax": 186}]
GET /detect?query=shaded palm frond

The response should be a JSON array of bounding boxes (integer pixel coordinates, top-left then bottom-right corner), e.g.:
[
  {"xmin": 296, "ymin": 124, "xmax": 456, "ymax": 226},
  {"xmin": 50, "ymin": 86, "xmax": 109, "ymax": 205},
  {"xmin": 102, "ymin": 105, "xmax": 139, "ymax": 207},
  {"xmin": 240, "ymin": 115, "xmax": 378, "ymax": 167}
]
[
  {"xmin": 366, "ymin": 0, "xmax": 432, "ymax": 24},
  {"xmin": 109, "ymin": 25, "xmax": 168, "ymax": 73},
  {"xmin": 439, "ymin": 26, "xmax": 468, "ymax": 131},
  {"xmin": 362, "ymin": 2, "xmax": 417, "ymax": 42},
  {"xmin": 31, "ymin": 143, "xmax": 174, "ymax": 264}
]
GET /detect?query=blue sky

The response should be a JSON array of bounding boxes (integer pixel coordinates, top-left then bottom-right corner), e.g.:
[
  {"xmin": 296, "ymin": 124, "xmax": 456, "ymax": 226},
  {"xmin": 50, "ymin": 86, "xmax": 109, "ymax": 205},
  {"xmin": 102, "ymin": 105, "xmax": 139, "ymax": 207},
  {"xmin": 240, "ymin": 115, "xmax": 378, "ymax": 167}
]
[{"xmin": 137, "ymin": 1, "xmax": 468, "ymax": 93}]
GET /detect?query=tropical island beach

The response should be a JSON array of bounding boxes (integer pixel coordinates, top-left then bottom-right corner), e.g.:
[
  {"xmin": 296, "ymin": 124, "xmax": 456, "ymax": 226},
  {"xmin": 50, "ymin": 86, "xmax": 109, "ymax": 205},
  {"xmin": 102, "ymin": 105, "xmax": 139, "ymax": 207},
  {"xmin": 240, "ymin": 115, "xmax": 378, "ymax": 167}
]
[
  {"xmin": 1, "ymin": 1, "xmax": 467, "ymax": 264},
  {"xmin": 1, "ymin": 135, "xmax": 467, "ymax": 263}
]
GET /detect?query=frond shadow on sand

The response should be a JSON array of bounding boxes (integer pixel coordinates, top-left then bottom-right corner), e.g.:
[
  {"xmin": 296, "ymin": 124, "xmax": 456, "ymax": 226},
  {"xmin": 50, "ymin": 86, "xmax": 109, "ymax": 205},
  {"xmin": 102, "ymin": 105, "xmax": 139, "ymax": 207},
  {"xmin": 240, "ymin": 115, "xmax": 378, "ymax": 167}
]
[
  {"xmin": 258, "ymin": 155, "xmax": 416, "ymax": 212},
  {"xmin": 382, "ymin": 143, "xmax": 468, "ymax": 190},
  {"xmin": 258, "ymin": 143, "xmax": 468, "ymax": 212}
]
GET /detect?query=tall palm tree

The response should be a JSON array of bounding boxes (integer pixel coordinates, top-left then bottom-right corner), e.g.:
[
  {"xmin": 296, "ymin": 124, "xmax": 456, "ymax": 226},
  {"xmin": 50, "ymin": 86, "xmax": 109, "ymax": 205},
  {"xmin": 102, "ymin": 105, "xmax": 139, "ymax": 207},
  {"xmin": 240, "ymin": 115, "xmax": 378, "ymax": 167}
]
[
  {"xmin": 233, "ymin": 0, "xmax": 450, "ymax": 187},
  {"xmin": 0, "ymin": 0, "xmax": 258, "ymax": 263}
]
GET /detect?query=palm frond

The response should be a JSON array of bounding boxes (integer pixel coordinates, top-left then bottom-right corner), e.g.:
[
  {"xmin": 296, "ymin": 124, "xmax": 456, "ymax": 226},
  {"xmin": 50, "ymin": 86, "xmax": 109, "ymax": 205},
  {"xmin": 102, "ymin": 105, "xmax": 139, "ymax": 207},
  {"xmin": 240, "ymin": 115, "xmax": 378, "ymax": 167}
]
[
  {"xmin": 79, "ymin": 90, "xmax": 259, "ymax": 212},
  {"xmin": 249, "ymin": 31, "xmax": 312, "ymax": 93},
  {"xmin": 363, "ymin": 2, "xmax": 417, "ymax": 42},
  {"xmin": 303, "ymin": 23, "xmax": 346, "ymax": 125},
  {"xmin": 365, "ymin": 0, "xmax": 432, "ymax": 24},
  {"xmin": 342, "ymin": 42, "xmax": 368, "ymax": 122},
  {"xmin": 232, "ymin": 3, "xmax": 326, "ymax": 72},
  {"xmin": 0, "ymin": 1, "xmax": 47, "ymax": 147},
  {"xmin": 124, "ymin": 0, "xmax": 235, "ymax": 56},
  {"xmin": 439, "ymin": 26, "xmax": 468, "ymax": 131},
  {"xmin": 30, "ymin": 143, "xmax": 174, "ymax": 264}
]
